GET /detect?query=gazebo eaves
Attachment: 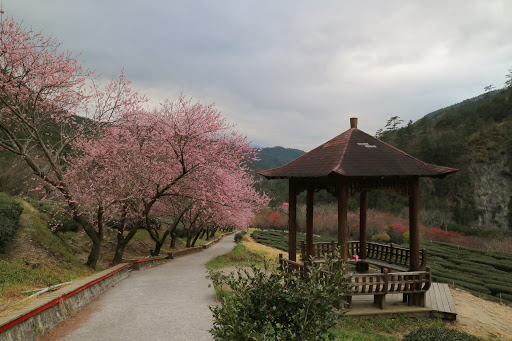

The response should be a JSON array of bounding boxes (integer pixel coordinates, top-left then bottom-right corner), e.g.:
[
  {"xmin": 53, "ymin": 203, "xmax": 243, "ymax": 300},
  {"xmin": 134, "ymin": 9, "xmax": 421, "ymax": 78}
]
[{"xmin": 258, "ymin": 121, "xmax": 458, "ymax": 180}]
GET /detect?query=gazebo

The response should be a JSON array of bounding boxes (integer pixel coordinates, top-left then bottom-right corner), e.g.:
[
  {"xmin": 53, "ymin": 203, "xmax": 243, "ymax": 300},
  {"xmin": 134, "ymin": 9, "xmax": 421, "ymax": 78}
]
[{"xmin": 258, "ymin": 118, "xmax": 457, "ymax": 307}]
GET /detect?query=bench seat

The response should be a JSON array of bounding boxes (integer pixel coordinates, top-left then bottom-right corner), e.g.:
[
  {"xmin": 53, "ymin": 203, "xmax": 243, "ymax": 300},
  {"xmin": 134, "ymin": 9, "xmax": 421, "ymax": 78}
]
[{"xmin": 359, "ymin": 259, "xmax": 408, "ymax": 272}]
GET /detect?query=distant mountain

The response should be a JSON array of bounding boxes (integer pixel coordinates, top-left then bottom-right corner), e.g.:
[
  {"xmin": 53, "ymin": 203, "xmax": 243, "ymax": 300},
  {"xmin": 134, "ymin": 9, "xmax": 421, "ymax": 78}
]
[
  {"xmin": 249, "ymin": 146, "xmax": 305, "ymax": 207},
  {"xmin": 253, "ymin": 146, "xmax": 305, "ymax": 171}
]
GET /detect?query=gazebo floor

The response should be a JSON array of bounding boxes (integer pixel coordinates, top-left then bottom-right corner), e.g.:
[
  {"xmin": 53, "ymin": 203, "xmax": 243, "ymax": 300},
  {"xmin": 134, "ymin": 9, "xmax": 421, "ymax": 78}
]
[{"xmin": 345, "ymin": 282, "xmax": 457, "ymax": 320}]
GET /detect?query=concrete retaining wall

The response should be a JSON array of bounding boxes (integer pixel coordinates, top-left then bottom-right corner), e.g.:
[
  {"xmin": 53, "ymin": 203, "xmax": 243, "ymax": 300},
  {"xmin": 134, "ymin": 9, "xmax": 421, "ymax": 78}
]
[
  {"xmin": 130, "ymin": 256, "xmax": 167, "ymax": 270},
  {"xmin": 167, "ymin": 245, "xmax": 203, "ymax": 259},
  {"xmin": 0, "ymin": 264, "xmax": 129, "ymax": 341}
]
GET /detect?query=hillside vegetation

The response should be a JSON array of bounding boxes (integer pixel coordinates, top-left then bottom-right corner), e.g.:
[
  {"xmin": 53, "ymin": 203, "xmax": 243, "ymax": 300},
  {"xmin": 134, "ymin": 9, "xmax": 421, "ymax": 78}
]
[
  {"xmin": 0, "ymin": 197, "xmax": 94, "ymax": 316},
  {"xmin": 378, "ymin": 88, "xmax": 512, "ymax": 230}
]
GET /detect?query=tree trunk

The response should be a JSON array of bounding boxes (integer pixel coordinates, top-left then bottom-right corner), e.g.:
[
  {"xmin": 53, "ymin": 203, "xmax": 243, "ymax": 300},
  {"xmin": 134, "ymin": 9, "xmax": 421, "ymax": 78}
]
[
  {"xmin": 81, "ymin": 207, "xmax": 104, "ymax": 270},
  {"xmin": 200, "ymin": 228, "xmax": 208, "ymax": 241},
  {"xmin": 152, "ymin": 229, "xmax": 171, "ymax": 256},
  {"xmin": 170, "ymin": 229, "xmax": 178, "ymax": 248},
  {"xmin": 153, "ymin": 241, "xmax": 164, "ymax": 256},
  {"xmin": 111, "ymin": 225, "xmax": 139, "ymax": 265},
  {"xmin": 86, "ymin": 238, "xmax": 102, "ymax": 269},
  {"xmin": 191, "ymin": 229, "xmax": 202, "ymax": 247},
  {"xmin": 186, "ymin": 230, "xmax": 193, "ymax": 247},
  {"xmin": 112, "ymin": 240, "xmax": 128, "ymax": 265},
  {"xmin": 209, "ymin": 226, "xmax": 217, "ymax": 239}
]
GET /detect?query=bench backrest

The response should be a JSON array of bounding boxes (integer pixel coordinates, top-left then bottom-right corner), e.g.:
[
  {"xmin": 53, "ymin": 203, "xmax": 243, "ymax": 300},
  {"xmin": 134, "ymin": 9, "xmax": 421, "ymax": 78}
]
[{"xmin": 351, "ymin": 267, "xmax": 432, "ymax": 295}]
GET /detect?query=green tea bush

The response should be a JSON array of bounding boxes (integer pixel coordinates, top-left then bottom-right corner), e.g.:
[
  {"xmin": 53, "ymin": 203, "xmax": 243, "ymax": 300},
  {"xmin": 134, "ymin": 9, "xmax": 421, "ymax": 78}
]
[
  {"xmin": 208, "ymin": 252, "xmax": 351, "ymax": 340},
  {"xmin": 499, "ymin": 293, "xmax": 512, "ymax": 303},
  {"xmin": 484, "ymin": 284, "xmax": 512, "ymax": 296},
  {"xmin": 234, "ymin": 231, "xmax": 246, "ymax": 243},
  {"xmin": 402, "ymin": 325, "xmax": 483, "ymax": 341},
  {"xmin": 0, "ymin": 193, "xmax": 23, "ymax": 252}
]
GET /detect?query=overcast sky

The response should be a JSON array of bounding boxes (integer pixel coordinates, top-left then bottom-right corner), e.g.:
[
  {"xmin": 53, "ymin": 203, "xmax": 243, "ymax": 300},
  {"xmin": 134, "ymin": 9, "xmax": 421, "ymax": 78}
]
[{"xmin": 5, "ymin": 1, "xmax": 512, "ymax": 151}]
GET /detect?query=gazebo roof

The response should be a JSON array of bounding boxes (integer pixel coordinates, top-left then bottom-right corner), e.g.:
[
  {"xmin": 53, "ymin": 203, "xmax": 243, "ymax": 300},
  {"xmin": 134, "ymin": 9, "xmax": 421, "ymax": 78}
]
[{"xmin": 258, "ymin": 118, "xmax": 457, "ymax": 179}]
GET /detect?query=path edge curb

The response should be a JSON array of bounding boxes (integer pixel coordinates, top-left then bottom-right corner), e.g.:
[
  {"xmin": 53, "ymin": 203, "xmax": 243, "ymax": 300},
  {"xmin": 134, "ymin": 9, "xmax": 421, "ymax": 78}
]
[{"xmin": 0, "ymin": 263, "xmax": 129, "ymax": 341}]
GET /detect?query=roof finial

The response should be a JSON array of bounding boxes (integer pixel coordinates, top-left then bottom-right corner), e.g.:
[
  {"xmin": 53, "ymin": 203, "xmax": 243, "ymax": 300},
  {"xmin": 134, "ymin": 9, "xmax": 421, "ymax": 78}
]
[{"xmin": 350, "ymin": 117, "xmax": 358, "ymax": 129}]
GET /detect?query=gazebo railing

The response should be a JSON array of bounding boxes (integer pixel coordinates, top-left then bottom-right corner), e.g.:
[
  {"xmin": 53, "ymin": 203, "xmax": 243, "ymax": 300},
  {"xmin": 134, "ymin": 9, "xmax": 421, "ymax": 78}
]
[
  {"xmin": 279, "ymin": 253, "xmax": 431, "ymax": 309},
  {"xmin": 279, "ymin": 254, "xmax": 308, "ymax": 279},
  {"xmin": 300, "ymin": 241, "xmax": 427, "ymax": 271}
]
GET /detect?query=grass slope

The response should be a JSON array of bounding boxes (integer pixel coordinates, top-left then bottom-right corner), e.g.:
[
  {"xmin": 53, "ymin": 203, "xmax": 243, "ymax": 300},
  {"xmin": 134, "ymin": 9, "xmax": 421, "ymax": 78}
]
[{"xmin": 0, "ymin": 199, "xmax": 94, "ymax": 316}]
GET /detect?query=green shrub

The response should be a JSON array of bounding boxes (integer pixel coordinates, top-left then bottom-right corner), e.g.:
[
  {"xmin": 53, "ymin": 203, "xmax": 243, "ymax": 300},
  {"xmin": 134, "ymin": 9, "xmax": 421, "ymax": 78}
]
[
  {"xmin": 0, "ymin": 193, "xmax": 24, "ymax": 252},
  {"xmin": 402, "ymin": 325, "xmax": 483, "ymax": 341},
  {"xmin": 170, "ymin": 224, "xmax": 187, "ymax": 238},
  {"xmin": 208, "ymin": 251, "xmax": 351, "ymax": 340},
  {"xmin": 371, "ymin": 231, "xmax": 391, "ymax": 243},
  {"xmin": 234, "ymin": 231, "xmax": 246, "ymax": 243}
]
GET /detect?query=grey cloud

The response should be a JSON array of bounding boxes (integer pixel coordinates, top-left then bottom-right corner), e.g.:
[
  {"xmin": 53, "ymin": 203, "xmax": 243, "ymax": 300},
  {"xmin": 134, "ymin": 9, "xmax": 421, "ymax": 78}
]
[{"xmin": 7, "ymin": 0, "xmax": 512, "ymax": 151}]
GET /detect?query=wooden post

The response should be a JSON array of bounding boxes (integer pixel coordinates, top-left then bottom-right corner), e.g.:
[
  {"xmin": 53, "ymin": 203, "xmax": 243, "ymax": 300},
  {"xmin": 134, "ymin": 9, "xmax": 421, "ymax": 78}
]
[
  {"xmin": 358, "ymin": 190, "xmax": 369, "ymax": 272},
  {"xmin": 288, "ymin": 180, "xmax": 297, "ymax": 261},
  {"xmin": 409, "ymin": 177, "xmax": 420, "ymax": 271},
  {"xmin": 306, "ymin": 187, "xmax": 314, "ymax": 260},
  {"xmin": 337, "ymin": 180, "xmax": 348, "ymax": 262},
  {"xmin": 409, "ymin": 176, "xmax": 421, "ymax": 306}
]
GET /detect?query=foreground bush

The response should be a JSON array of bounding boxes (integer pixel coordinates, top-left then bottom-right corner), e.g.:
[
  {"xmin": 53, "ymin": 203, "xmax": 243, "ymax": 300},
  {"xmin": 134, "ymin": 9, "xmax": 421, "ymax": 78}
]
[
  {"xmin": 402, "ymin": 325, "xmax": 483, "ymax": 341},
  {"xmin": 0, "ymin": 193, "xmax": 23, "ymax": 252},
  {"xmin": 208, "ymin": 253, "xmax": 351, "ymax": 340}
]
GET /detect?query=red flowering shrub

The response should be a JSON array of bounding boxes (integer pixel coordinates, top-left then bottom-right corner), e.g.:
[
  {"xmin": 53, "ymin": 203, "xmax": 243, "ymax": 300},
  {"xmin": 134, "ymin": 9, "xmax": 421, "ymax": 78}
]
[
  {"xmin": 425, "ymin": 227, "xmax": 462, "ymax": 243},
  {"xmin": 268, "ymin": 211, "xmax": 283, "ymax": 228},
  {"xmin": 390, "ymin": 224, "xmax": 408, "ymax": 232}
]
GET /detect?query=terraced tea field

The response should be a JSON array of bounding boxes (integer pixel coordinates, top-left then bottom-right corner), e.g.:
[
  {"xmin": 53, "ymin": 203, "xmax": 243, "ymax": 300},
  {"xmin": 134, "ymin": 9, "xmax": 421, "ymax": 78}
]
[
  {"xmin": 251, "ymin": 229, "xmax": 332, "ymax": 253},
  {"xmin": 426, "ymin": 241, "xmax": 512, "ymax": 304},
  {"xmin": 252, "ymin": 230, "xmax": 512, "ymax": 304}
]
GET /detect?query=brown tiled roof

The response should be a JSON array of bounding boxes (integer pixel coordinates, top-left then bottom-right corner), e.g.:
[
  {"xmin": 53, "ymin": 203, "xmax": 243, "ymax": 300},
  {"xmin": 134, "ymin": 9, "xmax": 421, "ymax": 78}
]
[{"xmin": 258, "ymin": 128, "xmax": 458, "ymax": 179}]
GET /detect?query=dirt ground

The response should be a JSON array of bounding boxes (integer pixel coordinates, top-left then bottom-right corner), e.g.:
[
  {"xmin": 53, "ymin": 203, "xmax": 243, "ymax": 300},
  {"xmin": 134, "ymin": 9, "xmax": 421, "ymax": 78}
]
[{"xmin": 451, "ymin": 287, "xmax": 512, "ymax": 340}]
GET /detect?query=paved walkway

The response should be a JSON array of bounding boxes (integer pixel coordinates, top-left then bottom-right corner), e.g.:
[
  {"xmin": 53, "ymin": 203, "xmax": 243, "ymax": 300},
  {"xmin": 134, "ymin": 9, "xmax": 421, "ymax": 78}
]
[{"xmin": 38, "ymin": 234, "xmax": 236, "ymax": 341}]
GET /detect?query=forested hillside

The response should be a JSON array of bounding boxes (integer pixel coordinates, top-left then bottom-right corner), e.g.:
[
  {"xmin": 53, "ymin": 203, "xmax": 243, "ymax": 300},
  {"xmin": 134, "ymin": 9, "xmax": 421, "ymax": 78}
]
[{"xmin": 377, "ymin": 87, "xmax": 512, "ymax": 229}]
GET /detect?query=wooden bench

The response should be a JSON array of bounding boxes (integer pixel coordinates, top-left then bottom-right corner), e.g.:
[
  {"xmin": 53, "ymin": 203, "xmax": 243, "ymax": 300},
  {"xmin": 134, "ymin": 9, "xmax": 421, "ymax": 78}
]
[
  {"xmin": 279, "ymin": 254, "xmax": 432, "ymax": 310},
  {"xmin": 346, "ymin": 267, "xmax": 432, "ymax": 309}
]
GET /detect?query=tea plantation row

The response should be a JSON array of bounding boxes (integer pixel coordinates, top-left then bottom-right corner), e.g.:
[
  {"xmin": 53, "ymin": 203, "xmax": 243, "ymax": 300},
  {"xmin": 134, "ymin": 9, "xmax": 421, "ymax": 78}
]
[
  {"xmin": 252, "ymin": 230, "xmax": 512, "ymax": 304},
  {"xmin": 425, "ymin": 241, "xmax": 512, "ymax": 304},
  {"xmin": 251, "ymin": 229, "xmax": 332, "ymax": 254}
]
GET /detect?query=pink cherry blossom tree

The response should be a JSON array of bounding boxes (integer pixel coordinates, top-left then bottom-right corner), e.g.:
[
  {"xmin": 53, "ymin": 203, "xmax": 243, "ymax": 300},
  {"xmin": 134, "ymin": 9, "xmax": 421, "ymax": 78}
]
[
  {"xmin": 67, "ymin": 95, "xmax": 267, "ymax": 263},
  {"xmin": 0, "ymin": 17, "xmax": 144, "ymax": 268},
  {"xmin": 134, "ymin": 96, "xmax": 267, "ymax": 255}
]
